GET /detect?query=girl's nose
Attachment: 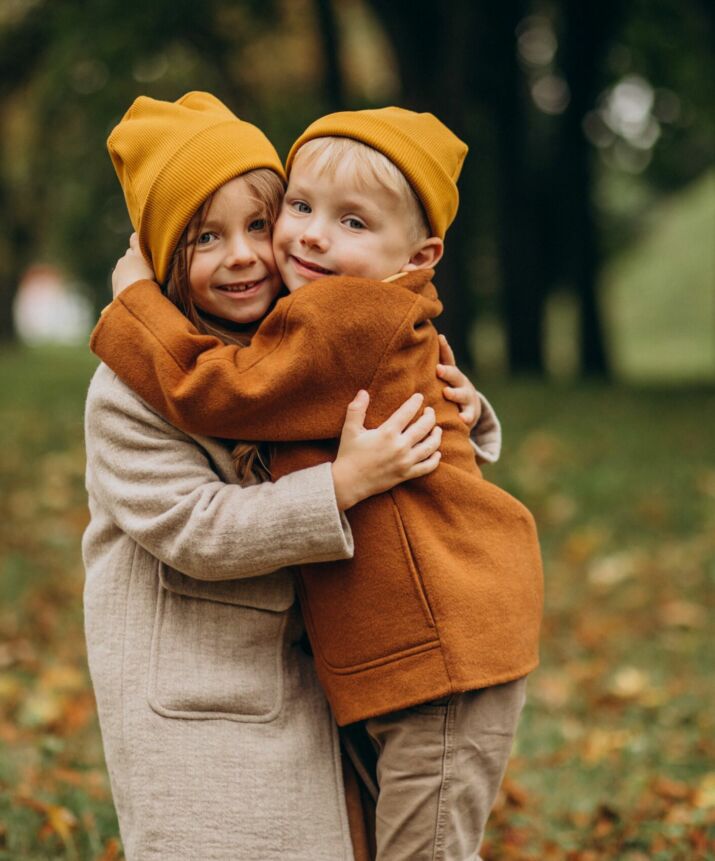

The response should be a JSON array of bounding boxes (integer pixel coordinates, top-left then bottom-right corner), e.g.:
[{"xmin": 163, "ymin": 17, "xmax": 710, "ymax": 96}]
[{"xmin": 225, "ymin": 236, "xmax": 257, "ymax": 267}]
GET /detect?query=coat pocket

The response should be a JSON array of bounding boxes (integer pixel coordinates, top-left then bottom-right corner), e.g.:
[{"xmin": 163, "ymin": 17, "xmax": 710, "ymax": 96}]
[{"xmin": 147, "ymin": 565, "xmax": 290, "ymax": 722}]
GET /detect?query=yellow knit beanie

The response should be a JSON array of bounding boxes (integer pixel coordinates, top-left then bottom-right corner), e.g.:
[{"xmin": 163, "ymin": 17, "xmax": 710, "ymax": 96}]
[
  {"xmin": 285, "ymin": 107, "xmax": 467, "ymax": 239},
  {"xmin": 107, "ymin": 91, "xmax": 285, "ymax": 283}
]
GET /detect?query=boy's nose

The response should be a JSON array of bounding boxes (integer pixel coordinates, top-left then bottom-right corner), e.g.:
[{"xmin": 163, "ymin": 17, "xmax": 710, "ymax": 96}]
[{"xmin": 300, "ymin": 229, "xmax": 328, "ymax": 252}]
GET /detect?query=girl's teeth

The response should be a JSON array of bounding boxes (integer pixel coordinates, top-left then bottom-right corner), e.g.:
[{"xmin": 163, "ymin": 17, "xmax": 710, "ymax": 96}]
[{"xmin": 222, "ymin": 282, "xmax": 256, "ymax": 292}]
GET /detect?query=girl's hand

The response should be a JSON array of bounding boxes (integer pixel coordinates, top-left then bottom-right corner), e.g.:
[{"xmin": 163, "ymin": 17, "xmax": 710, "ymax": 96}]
[
  {"xmin": 436, "ymin": 334, "xmax": 482, "ymax": 430},
  {"xmin": 331, "ymin": 391, "xmax": 441, "ymax": 511},
  {"xmin": 112, "ymin": 233, "xmax": 156, "ymax": 298}
]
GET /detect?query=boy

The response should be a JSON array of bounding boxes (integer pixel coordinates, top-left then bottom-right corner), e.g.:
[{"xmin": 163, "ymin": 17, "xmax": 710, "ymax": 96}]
[{"xmin": 93, "ymin": 107, "xmax": 543, "ymax": 860}]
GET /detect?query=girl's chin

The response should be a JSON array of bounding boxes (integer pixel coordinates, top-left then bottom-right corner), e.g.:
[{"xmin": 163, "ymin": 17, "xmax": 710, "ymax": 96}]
[
  {"xmin": 200, "ymin": 291, "xmax": 286, "ymax": 330},
  {"xmin": 204, "ymin": 305, "xmax": 267, "ymax": 329}
]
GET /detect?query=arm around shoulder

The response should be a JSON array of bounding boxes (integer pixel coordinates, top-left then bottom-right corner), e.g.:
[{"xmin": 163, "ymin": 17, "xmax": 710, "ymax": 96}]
[
  {"xmin": 84, "ymin": 367, "xmax": 353, "ymax": 581},
  {"xmin": 89, "ymin": 277, "xmax": 417, "ymax": 440}
]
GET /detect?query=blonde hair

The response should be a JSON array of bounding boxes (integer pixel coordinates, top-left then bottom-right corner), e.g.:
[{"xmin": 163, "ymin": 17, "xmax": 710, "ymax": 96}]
[
  {"xmin": 163, "ymin": 167, "xmax": 284, "ymax": 484},
  {"xmin": 292, "ymin": 137, "xmax": 430, "ymax": 243}
]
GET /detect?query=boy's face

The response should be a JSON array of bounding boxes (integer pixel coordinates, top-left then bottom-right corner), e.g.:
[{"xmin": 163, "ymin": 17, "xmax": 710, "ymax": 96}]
[
  {"xmin": 188, "ymin": 176, "xmax": 282, "ymax": 325},
  {"xmin": 272, "ymin": 152, "xmax": 421, "ymax": 292}
]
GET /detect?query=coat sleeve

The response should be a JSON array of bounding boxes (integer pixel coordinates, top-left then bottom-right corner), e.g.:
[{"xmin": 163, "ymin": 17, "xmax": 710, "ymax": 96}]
[
  {"xmin": 90, "ymin": 278, "xmax": 418, "ymax": 441},
  {"xmin": 84, "ymin": 371, "xmax": 354, "ymax": 581},
  {"xmin": 471, "ymin": 392, "xmax": 502, "ymax": 464}
]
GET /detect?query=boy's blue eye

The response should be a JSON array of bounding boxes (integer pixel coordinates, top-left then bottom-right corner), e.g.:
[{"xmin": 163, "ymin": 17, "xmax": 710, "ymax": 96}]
[
  {"xmin": 292, "ymin": 201, "xmax": 311, "ymax": 214},
  {"xmin": 345, "ymin": 217, "xmax": 366, "ymax": 230}
]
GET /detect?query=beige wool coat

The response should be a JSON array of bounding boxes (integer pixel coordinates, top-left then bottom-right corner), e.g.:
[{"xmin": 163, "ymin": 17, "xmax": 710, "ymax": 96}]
[{"xmin": 83, "ymin": 364, "xmax": 362, "ymax": 861}]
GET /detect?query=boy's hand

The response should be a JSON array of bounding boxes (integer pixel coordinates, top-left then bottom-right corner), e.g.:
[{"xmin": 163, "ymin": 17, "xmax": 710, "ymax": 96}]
[
  {"xmin": 436, "ymin": 334, "xmax": 482, "ymax": 430},
  {"xmin": 112, "ymin": 233, "xmax": 156, "ymax": 298},
  {"xmin": 331, "ymin": 391, "xmax": 441, "ymax": 511}
]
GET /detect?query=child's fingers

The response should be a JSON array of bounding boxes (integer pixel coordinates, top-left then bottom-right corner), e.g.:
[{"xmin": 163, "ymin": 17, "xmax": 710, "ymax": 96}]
[
  {"xmin": 458, "ymin": 406, "xmax": 477, "ymax": 426},
  {"xmin": 442, "ymin": 384, "xmax": 470, "ymax": 404},
  {"xmin": 438, "ymin": 333, "xmax": 456, "ymax": 366},
  {"xmin": 436, "ymin": 363, "xmax": 466, "ymax": 386},
  {"xmin": 407, "ymin": 449, "xmax": 441, "ymax": 478},
  {"xmin": 341, "ymin": 390, "xmax": 369, "ymax": 434},
  {"xmin": 405, "ymin": 423, "xmax": 441, "ymax": 461},
  {"xmin": 382, "ymin": 393, "xmax": 425, "ymax": 434},
  {"xmin": 401, "ymin": 407, "xmax": 437, "ymax": 447}
]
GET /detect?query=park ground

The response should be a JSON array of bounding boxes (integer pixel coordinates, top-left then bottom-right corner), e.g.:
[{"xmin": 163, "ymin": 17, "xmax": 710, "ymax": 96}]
[{"xmin": 0, "ymin": 344, "xmax": 713, "ymax": 860}]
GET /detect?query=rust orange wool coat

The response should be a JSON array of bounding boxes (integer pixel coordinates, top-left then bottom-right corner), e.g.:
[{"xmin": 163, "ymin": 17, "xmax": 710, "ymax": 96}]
[{"xmin": 90, "ymin": 268, "xmax": 544, "ymax": 726}]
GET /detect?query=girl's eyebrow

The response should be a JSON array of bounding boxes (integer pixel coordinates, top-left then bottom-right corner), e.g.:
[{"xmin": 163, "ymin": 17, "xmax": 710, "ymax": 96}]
[
  {"xmin": 197, "ymin": 207, "xmax": 265, "ymax": 230},
  {"xmin": 197, "ymin": 217, "xmax": 222, "ymax": 230}
]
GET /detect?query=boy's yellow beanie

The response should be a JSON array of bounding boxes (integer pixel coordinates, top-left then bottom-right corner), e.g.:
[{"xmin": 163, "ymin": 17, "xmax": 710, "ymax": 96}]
[
  {"xmin": 107, "ymin": 91, "xmax": 285, "ymax": 283},
  {"xmin": 285, "ymin": 107, "xmax": 468, "ymax": 239}
]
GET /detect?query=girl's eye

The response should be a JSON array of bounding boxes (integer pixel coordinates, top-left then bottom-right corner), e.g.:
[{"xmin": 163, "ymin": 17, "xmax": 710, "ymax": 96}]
[
  {"xmin": 196, "ymin": 231, "xmax": 216, "ymax": 246},
  {"xmin": 292, "ymin": 201, "xmax": 311, "ymax": 214},
  {"xmin": 344, "ymin": 217, "xmax": 366, "ymax": 230},
  {"xmin": 248, "ymin": 218, "xmax": 268, "ymax": 231}
]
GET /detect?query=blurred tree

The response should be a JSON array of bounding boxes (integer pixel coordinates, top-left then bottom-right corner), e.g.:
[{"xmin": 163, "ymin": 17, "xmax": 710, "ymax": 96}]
[
  {"xmin": 0, "ymin": 0, "xmax": 57, "ymax": 343},
  {"xmin": 314, "ymin": 0, "xmax": 347, "ymax": 111},
  {"xmin": 0, "ymin": 0, "xmax": 712, "ymax": 379},
  {"xmin": 0, "ymin": 0, "xmax": 281, "ymax": 339},
  {"xmin": 364, "ymin": 0, "xmax": 479, "ymax": 367},
  {"xmin": 554, "ymin": 0, "xmax": 625, "ymax": 377},
  {"xmin": 365, "ymin": 0, "xmax": 714, "ymax": 376}
]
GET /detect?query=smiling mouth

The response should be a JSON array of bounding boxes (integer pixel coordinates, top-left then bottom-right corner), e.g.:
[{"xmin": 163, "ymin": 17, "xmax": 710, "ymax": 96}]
[
  {"xmin": 214, "ymin": 278, "xmax": 265, "ymax": 294},
  {"xmin": 291, "ymin": 255, "xmax": 334, "ymax": 276}
]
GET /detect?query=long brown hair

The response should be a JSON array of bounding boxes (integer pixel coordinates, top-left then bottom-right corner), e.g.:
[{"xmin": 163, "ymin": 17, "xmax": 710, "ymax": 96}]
[{"xmin": 162, "ymin": 168, "xmax": 284, "ymax": 483}]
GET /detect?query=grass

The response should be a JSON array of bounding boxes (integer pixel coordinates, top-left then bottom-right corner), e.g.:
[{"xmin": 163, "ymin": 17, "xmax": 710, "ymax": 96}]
[
  {"xmin": 603, "ymin": 171, "xmax": 715, "ymax": 382},
  {"xmin": 0, "ymin": 346, "xmax": 713, "ymax": 859}
]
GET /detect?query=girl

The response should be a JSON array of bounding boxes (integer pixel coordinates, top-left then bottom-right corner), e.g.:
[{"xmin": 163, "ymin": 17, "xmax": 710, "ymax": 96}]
[{"xmin": 84, "ymin": 92, "xmax": 496, "ymax": 860}]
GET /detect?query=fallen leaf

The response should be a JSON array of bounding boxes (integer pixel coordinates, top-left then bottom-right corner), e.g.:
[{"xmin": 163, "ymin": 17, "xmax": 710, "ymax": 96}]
[
  {"xmin": 96, "ymin": 837, "xmax": 123, "ymax": 861},
  {"xmin": 652, "ymin": 775, "xmax": 693, "ymax": 801},
  {"xmin": 659, "ymin": 599, "xmax": 708, "ymax": 628},
  {"xmin": 608, "ymin": 667, "xmax": 650, "ymax": 700},
  {"xmin": 694, "ymin": 772, "xmax": 715, "ymax": 809}
]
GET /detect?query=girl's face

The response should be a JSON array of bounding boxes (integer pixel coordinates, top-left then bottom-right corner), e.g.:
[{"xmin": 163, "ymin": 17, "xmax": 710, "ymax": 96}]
[{"xmin": 188, "ymin": 176, "xmax": 282, "ymax": 325}]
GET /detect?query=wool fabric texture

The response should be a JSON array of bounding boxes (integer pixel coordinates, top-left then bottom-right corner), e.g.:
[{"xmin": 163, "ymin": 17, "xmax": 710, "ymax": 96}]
[
  {"xmin": 285, "ymin": 107, "xmax": 467, "ymax": 238},
  {"xmin": 107, "ymin": 91, "xmax": 285, "ymax": 283},
  {"xmin": 83, "ymin": 365, "xmax": 365, "ymax": 859},
  {"xmin": 90, "ymin": 270, "xmax": 544, "ymax": 726}
]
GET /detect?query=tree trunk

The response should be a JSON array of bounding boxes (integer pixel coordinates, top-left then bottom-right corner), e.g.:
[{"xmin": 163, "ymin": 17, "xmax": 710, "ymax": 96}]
[
  {"xmin": 557, "ymin": 0, "xmax": 624, "ymax": 377},
  {"xmin": 483, "ymin": 0, "xmax": 548, "ymax": 374},
  {"xmin": 314, "ymin": 0, "xmax": 347, "ymax": 112},
  {"xmin": 364, "ymin": 0, "xmax": 477, "ymax": 368}
]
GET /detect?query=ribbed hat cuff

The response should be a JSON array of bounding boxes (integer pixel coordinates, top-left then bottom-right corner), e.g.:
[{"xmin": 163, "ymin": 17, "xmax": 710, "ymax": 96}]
[
  {"xmin": 286, "ymin": 115, "xmax": 458, "ymax": 238},
  {"xmin": 141, "ymin": 121, "xmax": 285, "ymax": 282}
]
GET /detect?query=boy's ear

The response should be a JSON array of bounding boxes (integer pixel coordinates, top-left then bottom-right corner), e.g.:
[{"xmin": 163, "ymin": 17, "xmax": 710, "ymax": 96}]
[{"xmin": 401, "ymin": 237, "xmax": 444, "ymax": 272}]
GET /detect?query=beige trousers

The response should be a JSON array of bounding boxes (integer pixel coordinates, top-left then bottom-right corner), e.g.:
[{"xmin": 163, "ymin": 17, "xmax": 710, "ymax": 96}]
[{"xmin": 342, "ymin": 677, "xmax": 527, "ymax": 861}]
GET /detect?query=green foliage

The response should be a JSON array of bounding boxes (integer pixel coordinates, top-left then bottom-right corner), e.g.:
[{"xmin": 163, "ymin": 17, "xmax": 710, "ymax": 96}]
[{"xmin": 604, "ymin": 172, "xmax": 715, "ymax": 380}]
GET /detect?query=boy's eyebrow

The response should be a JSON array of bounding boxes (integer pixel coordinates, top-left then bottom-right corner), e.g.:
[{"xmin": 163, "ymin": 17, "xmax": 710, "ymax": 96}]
[
  {"xmin": 286, "ymin": 183, "xmax": 381, "ymax": 214},
  {"xmin": 337, "ymin": 195, "xmax": 381, "ymax": 212},
  {"xmin": 284, "ymin": 180, "xmax": 311, "ymax": 197}
]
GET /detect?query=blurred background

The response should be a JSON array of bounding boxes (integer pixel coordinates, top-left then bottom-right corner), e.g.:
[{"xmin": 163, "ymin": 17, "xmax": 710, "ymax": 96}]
[{"xmin": 0, "ymin": 0, "xmax": 713, "ymax": 858}]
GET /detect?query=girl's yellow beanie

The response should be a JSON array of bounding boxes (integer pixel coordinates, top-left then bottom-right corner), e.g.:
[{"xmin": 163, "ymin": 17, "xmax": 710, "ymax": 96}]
[
  {"xmin": 107, "ymin": 92, "xmax": 285, "ymax": 283},
  {"xmin": 285, "ymin": 107, "xmax": 468, "ymax": 239}
]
